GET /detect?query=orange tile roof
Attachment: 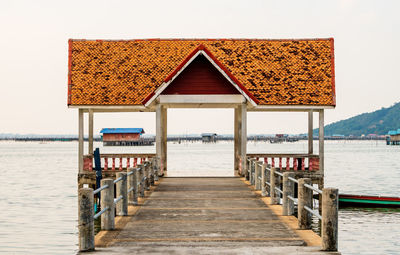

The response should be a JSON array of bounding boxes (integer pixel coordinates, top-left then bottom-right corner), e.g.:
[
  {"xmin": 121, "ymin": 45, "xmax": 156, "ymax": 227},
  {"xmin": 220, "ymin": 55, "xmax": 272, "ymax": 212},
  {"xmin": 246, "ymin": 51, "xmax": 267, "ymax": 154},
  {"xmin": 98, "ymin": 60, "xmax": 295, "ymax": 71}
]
[{"xmin": 68, "ymin": 39, "xmax": 335, "ymax": 106}]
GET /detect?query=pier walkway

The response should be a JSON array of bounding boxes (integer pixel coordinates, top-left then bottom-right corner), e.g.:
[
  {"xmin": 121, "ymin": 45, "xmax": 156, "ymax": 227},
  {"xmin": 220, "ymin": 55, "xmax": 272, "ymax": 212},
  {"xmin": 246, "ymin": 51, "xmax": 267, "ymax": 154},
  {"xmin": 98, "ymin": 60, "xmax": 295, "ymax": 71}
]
[{"xmin": 88, "ymin": 177, "xmax": 339, "ymax": 254}]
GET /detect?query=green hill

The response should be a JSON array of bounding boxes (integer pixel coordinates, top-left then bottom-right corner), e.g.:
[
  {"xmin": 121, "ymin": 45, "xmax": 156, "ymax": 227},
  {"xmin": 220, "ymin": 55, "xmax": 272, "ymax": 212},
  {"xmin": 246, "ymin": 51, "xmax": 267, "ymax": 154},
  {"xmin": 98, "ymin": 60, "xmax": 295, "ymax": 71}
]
[{"xmin": 316, "ymin": 102, "xmax": 400, "ymax": 136}]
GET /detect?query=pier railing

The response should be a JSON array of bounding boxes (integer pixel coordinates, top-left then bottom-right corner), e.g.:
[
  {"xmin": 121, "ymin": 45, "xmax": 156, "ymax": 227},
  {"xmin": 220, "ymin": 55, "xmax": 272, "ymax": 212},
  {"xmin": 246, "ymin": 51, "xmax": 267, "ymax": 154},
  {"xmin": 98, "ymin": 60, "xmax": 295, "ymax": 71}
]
[
  {"xmin": 246, "ymin": 153, "xmax": 320, "ymax": 172},
  {"xmin": 248, "ymin": 157, "xmax": 338, "ymax": 251},
  {"xmin": 78, "ymin": 158, "xmax": 159, "ymax": 251},
  {"xmin": 82, "ymin": 153, "xmax": 156, "ymax": 171}
]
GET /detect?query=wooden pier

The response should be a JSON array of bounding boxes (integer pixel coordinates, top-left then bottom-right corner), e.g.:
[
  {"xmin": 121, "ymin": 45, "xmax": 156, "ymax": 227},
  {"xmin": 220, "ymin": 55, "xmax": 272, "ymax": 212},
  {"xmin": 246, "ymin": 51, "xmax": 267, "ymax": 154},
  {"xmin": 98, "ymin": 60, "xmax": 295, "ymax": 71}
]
[
  {"xmin": 79, "ymin": 159, "xmax": 340, "ymax": 254},
  {"xmin": 81, "ymin": 175, "xmax": 339, "ymax": 254}
]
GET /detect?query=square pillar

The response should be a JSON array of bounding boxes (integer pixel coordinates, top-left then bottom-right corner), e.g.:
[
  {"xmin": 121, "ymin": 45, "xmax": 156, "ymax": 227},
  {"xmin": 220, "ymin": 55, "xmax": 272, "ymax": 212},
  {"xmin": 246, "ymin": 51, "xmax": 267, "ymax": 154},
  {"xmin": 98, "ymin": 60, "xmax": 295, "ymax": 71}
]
[
  {"xmin": 319, "ymin": 109, "xmax": 324, "ymax": 173},
  {"xmin": 156, "ymin": 104, "xmax": 167, "ymax": 175},
  {"xmin": 308, "ymin": 110, "xmax": 313, "ymax": 155},
  {"xmin": 78, "ymin": 109, "xmax": 84, "ymax": 173},
  {"xmin": 88, "ymin": 109, "xmax": 94, "ymax": 155},
  {"xmin": 162, "ymin": 106, "xmax": 167, "ymax": 174},
  {"xmin": 234, "ymin": 106, "xmax": 240, "ymax": 174},
  {"xmin": 240, "ymin": 103, "xmax": 247, "ymax": 176}
]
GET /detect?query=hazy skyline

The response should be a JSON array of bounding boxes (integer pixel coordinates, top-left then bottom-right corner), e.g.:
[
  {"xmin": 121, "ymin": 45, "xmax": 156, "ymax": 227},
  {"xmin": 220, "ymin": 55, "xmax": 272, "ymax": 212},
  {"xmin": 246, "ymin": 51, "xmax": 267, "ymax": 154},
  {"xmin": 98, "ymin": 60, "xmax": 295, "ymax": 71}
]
[{"xmin": 1, "ymin": 0, "xmax": 399, "ymax": 135}]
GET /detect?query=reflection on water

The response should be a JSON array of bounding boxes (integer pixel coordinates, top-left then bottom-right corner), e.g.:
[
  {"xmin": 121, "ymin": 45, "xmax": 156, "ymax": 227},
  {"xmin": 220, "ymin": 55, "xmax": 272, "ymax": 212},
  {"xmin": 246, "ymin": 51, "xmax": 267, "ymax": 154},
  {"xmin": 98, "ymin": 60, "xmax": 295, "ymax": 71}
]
[{"xmin": 0, "ymin": 140, "xmax": 399, "ymax": 254}]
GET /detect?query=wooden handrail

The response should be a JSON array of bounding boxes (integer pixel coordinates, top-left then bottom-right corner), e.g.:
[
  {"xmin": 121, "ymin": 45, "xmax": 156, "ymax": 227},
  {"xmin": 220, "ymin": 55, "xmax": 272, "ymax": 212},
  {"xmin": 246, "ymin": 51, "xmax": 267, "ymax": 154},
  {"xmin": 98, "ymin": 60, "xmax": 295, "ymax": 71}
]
[
  {"xmin": 83, "ymin": 153, "xmax": 156, "ymax": 158},
  {"xmin": 247, "ymin": 153, "xmax": 319, "ymax": 158}
]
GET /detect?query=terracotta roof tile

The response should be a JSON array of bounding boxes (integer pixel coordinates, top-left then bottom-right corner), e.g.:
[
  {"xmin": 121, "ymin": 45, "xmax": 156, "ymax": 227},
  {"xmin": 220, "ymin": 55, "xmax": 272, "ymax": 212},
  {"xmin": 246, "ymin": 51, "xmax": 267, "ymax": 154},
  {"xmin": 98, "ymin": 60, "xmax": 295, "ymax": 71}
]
[{"xmin": 68, "ymin": 39, "xmax": 335, "ymax": 106}]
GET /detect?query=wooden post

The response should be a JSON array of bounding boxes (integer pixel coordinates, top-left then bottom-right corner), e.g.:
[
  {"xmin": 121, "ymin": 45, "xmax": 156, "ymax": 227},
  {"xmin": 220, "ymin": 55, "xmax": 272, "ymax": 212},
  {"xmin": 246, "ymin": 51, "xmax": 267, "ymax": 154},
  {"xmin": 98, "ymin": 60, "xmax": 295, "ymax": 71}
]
[
  {"xmin": 138, "ymin": 164, "xmax": 145, "ymax": 198},
  {"xmin": 145, "ymin": 161, "xmax": 150, "ymax": 191},
  {"xmin": 240, "ymin": 103, "xmax": 247, "ymax": 178},
  {"xmin": 298, "ymin": 178, "xmax": 312, "ymax": 229},
  {"xmin": 322, "ymin": 188, "xmax": 339, "ymax": 251},
  {"xmin": 88, "ymin": 109, "xmax": 94, "ymax": 155},
  {"xmin": 319, "ymin": 109, "xmax": 324, "ymax": 173},
  {"xmin": 282, "ymin": 172, "xmax": 295, "ymax": 216},
  {"xmin": 150, "ymin": 159, "xmax": 155, "ymax": 185},
  {"xmin": 116, "ymin": 172, "xmax": 127, "ymax": 216},
  {"xmin": 135, "ymin": 166, "xmax": 141, "ymax": 201},
  {"xmin": 261, "ymin": 163, "xmax": 266, "ymax": 196},
  {"xmin": 308, "ymin": 110, "xmax": 313, "ymax": 155},
  {"xmin": 234, "ymin": 106, "xmax": 240, "ymax": 175},
  {"xmin": 127, "ymin": 168, "xmax": 137, "ymax": 205},
  {"xmin": 270, "ymin": 167, "xmax": 278, "ymax": 205},
  {"xmin": 245, "ymin": 158, "xmax": 250, "ymax": 180},
  {"xmin": 249, "ymin": 159, "xmax": 255, "ymax": 185},
  {"xmin": 154, "ymin": 157, "xmax": 159, "ymax": 181},
  {"xmin": 78, "ymin": 109, "xmax": 84, "ymax": 173},
  {"xmin": 101, "ymin": 179, "xmax": 114, "ymax": 230},
  {"xmin": 78, "ymin": 188, "xmax": 94, "ymax": 251},
  {"xmin": 255, "ymin": 161, "xmax": 261, "ymax": 190}
]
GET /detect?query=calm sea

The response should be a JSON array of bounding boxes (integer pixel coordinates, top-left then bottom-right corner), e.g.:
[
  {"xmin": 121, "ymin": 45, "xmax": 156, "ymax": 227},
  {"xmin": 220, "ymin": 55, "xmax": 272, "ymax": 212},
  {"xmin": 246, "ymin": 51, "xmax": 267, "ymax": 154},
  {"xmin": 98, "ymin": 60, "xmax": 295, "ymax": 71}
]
[{"xmin": 0, "ymin": 140, "xmax": 399, "ymax": 254}]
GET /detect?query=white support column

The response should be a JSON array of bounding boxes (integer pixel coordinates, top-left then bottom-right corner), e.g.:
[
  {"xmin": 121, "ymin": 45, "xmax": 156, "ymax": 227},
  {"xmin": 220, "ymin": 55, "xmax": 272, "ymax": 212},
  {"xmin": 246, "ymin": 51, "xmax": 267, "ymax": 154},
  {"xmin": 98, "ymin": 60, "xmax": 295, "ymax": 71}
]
[
  {"xmin": 162, "ymin": 106, "xmax": 168, "ymax": 175},
  {"xmin": 234, "ymin": 106, "xmax": 240, "ymax": 174},
  {"xmin": 319, "ymin": 110, "xmax": 324, "ymax": 173},
  {"xmin": 156, "ymin": 104, "xmax": 167, "ymax": 175},
  {"xmin": 156, "ymin": 104, "xmax": 162, "ymax": 173},
  {"xmin": 308, "ymin": 110, "xmax": 313, "ymax": 155},
  {"xmin": 78, "ymin": 109, "xmax": 84, "ymax": 173},
  {"xmin": 88, "ymin": 109, "xmax": 94, "ymax": 155},
  {"xmin": 240, "ymin": 103, "xmax": 247, "ymax": 175}
]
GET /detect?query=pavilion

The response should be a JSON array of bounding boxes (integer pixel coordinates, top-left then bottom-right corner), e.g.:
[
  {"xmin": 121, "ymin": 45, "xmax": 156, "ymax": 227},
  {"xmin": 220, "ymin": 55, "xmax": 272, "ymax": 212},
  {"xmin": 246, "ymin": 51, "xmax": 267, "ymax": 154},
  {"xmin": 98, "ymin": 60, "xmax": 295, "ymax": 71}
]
[{"xmin": 68, "ymin": 38, "xmax": 335, "ymax": 184}]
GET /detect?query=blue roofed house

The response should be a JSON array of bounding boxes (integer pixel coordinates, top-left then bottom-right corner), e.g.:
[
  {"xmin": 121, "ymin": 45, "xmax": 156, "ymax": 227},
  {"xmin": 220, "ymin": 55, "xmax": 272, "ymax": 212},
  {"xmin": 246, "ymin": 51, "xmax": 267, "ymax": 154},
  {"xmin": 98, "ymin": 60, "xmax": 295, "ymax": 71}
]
[
  {"xmin": 100, "ymin": 128, "xmax": 152, "ymax": 146},
  {"xmin": 387, "ymin": 129, "xmax": 400, "ymax": 145}
]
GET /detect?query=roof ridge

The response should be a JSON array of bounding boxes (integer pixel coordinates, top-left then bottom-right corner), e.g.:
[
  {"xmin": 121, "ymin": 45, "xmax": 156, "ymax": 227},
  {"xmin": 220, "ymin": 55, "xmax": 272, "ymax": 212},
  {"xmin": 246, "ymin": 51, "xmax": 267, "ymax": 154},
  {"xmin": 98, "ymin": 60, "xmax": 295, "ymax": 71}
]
[{"xmin": 68, "ymin": 38, "xmax": 333, "ymax": 42}]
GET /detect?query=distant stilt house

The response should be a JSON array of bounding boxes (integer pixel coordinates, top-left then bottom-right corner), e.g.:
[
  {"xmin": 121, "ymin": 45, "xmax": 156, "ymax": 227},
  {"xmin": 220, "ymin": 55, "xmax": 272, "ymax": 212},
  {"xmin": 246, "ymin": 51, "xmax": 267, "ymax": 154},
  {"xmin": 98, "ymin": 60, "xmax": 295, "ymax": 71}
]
[
  {"xmin": 201, "ymin": 133, "xmax": 217, "ymax": 143},
  {"xmin": 100, "ymin": 128, "xmax": 153, "ymax": 146},
  {"xmin": 387, "ymin": 129, "xmax": 400, "ymax": 145}
]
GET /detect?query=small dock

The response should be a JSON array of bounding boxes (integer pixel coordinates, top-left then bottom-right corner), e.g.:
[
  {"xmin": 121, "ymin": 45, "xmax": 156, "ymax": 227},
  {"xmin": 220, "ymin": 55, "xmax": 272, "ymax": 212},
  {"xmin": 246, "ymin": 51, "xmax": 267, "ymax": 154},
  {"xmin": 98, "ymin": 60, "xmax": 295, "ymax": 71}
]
[{"xmin": 84, "ymin": 176, "xmax": 340, "ymax": 254}]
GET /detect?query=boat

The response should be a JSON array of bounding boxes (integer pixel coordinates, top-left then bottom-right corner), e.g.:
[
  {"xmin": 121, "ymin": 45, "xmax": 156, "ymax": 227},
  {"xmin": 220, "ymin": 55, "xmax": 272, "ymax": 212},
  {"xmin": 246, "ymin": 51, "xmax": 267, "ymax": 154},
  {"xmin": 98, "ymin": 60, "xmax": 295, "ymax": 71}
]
[{"xmin": 339, "ymin": 194, "xmax": 400, "ymax": 208}]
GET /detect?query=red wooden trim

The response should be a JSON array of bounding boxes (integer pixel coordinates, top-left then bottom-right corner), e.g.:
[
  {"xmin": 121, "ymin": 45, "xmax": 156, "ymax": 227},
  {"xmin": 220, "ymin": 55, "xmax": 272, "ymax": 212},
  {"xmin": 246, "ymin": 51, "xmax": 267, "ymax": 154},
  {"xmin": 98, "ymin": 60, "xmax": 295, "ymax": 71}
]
[
  {"xmin": 164, "ymin": 45, "xmax": 204, "ymax": 83},
  {"xmin": 330, "ymin": 38, "xmax": 336, "ymax": 106},
  {"xmin": 141, "ymin": 91, "xmax": 155, "ymax": 105},
  {"xmin": 201, "ymin": 47, "xmax": 260, "ymax": 104},
  {"xmin": 143, "ymin": 44, "xmax": 260, "ymax": 105},
  {"xmin": 67, "ymin": 39, "xmax": 72, "ymax": 105}
]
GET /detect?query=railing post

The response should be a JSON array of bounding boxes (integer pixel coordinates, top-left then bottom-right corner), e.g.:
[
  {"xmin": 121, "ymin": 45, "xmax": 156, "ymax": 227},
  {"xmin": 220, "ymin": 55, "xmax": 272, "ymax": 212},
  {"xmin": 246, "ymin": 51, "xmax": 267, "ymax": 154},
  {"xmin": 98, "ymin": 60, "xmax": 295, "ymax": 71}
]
[
  {"xmin": 138, "ymin": 164, "xmax": 145, "ymax": 198},
  {"xmin": 145, "ymin": 161, "xmax": 150, "ymax": 190},
  {"xmin": 127, "ymin": 168, "xmax": 137, "ymax": 205},
  {"xmin": 78, "ymin": 188, "xmax": 94, "ymax": 251},
  {"xmin": 261, "ymin": 163, "xmax": 266, "ymax": 196},
  {"xmin": 116, "ymin": 172, "xmax": 127, "ymax": 216},
  {"xmin": 322, "ymin": 188, "xmax": 339, "ymax": 251},
  {"xmin": 154, "ymin": 157, "xmax": 159, "ymax": 181},
  {"xmin": 245, "ymin": 157, "xmax": 250, "ymax": 180},
  {"xmin": 298, "ymin": 178, "xmax": 312, "ymax": 229},
  {"xmin": 282, "ymin": 172, "xmax": 295, "ymax": 216},
  {"xmin": 250, "ymin": 158, "xmax": 255, "ymax": 185},
  {"xmin": 151, "ymin": 158, "xmax": 156, "ymax": 183},
  {"xmin": 255, "ymin": 162, "xmax": 261, "ymax": 190},
  {"xmin": 101, "ymin": 178, "xmax": 115, "ymax": 230},
  {"xmin": 270, "ymin": 167, "xmax": 278, "ymax": 205}
]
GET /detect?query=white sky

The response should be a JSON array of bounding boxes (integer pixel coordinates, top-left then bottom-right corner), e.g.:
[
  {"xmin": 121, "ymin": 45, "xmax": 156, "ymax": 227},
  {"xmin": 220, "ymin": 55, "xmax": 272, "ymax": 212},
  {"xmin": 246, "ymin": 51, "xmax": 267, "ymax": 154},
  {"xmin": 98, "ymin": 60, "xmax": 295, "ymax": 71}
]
[{"xmin": 0, "ymin": 0, "xmax": 399, "ymax": 135}]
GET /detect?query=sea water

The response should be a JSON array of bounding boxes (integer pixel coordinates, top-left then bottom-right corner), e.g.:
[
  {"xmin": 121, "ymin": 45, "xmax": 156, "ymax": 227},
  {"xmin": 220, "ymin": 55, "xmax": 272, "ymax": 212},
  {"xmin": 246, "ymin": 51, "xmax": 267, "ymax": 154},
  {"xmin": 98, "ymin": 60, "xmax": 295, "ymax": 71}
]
[{"xmin": 0, "ymin": 140, "xmax": 399, "ymax": 254}]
